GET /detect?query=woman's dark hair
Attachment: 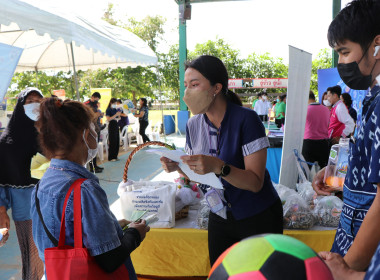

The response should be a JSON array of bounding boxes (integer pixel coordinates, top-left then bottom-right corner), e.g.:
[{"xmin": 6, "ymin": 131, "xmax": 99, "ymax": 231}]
[
  {"xmin": 322, "ymin": 91, "xmax": 328, "ymax": 100},
  {"xmin": 280, "ymin": 94, "xmax": 287, "ymax": 102},
  {"xmin": 107, "ymin": 98, "xmax": 117, "ymax": 109},
  {"xmin": 328, "ymin": 0, "xmax": 380, "ymax": 52},
  {"xmin": 185, "ymin": 55, "xmax": 242, "ymax": 106},
  {"xmin": 341, "ymin": 93, "xmax": 353, "ymax": 108},
  {"xmin": 35, "ymin": 98, "xmax": 94, "ymax": 159},
  {"xmin": 140, "ymin": 98, "xmax": 147, "ymax": 107},
  {"xmin": 309, "ymin": 91, "xmax": 316, "ymax": 100}
]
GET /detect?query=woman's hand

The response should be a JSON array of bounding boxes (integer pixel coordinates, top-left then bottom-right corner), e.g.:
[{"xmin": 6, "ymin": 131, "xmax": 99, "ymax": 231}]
[
  {"xmin": 0, "ymin": 207, "xmax": 10, "ymax": 229},
  {"xmin": 180, "ymin": 155, "xmax": 223, "ymax": 175},
  {"xmin": 0, "ymin": 228, "xmax": 9, "ymax": 245},
  {"xmin": 319, "ymin": 251, "xmax": 364, "ymax": 280},
  {"xmin": 118, "ymin": 219, "xmax": 130, "ymax": 229},
  {"xmin": 312, "ymin": 168, "xmax": 333, "ymax": 196},
  {"xmin": 128, "ymin": 220, "xmax": 150, "ymax": 242},
  {"xmin": 160, "ymin": 156, "xmax": 179, "ymax": 173}
]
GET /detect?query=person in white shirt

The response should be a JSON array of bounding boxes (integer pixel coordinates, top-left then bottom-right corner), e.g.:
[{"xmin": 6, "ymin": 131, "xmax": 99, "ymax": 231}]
[
  {"xmin": 326, "ymin": 85, "xmax": 355, "ymax": 145},
  {"xmin": 254, "ymin": 92, "xmax": 271, "ymax": 121}
]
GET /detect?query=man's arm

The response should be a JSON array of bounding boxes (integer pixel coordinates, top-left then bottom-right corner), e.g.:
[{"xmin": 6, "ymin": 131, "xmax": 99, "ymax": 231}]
[
  {"xmin": 344, "ymin": 184, "xmax": 380, "ymax": 271},
  {"xmin": 336, "ymin": 102, "xmax": 355, "ymax": 137}
]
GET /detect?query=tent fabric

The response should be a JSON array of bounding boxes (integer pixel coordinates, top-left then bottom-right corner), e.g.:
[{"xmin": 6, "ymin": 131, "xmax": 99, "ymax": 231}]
[
  {"xmin": 0, "ymin": 42, "xmax": 23, "ymax": 102},
  {"xmin": 0, "ymin": 0, "xmax": 157, "ymax": 72}
]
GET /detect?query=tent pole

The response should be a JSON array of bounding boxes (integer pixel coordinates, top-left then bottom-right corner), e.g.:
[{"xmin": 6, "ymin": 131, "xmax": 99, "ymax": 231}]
[{"xmin": 70, "ymin": 42, "xmax": 80, "ymax": 101}]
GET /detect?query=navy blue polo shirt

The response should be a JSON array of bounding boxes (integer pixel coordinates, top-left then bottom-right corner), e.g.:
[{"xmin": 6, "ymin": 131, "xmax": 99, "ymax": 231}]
[
  {"xmin": 185, "ymin": 101, "xmax": 279, "ymax": 220},
  {"xmin": 106, "ymin": 107, "xmax": 118, "ymax": 118}
]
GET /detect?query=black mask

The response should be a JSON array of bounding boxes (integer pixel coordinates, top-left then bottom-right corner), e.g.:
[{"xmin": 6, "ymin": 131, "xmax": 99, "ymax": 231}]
[
  {"xmin": 337, "ymin": 61, "xmax": 372, "ymax": 90},
  {"xmin": 337, "ymin": 46, "xmax": 377, "ymax": 90}
]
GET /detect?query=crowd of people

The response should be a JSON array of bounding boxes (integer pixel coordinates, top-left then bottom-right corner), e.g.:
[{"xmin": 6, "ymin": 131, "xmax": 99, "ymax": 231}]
[
  {"xmin": 252, "ymin": 92, "xmax": 287, "ymax": 128},
  {"xmin": 303, "ymin": 85, "xmax": 356, "ymax": 169},
  {"xmin": 0, "ymin": 88, "xmax": 149, "ymax": 279}
]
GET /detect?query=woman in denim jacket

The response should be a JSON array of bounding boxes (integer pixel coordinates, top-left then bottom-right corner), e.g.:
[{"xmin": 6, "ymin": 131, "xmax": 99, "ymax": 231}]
[{"xmin": 31, "ymin": 98, "xmax": 149, "ymax": 279}]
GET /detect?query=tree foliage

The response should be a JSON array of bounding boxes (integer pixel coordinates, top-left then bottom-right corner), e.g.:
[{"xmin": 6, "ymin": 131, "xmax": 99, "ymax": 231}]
[
  {"xmin": 311, "ymin": 48, "xmax": 332, "ymax": 97},
  {"xmin": 6, "ymin": 2, "xmax": 332, "ymax": 105},
  {"xmin": 158, "ymin": 44, "xmax": 180, "ymax": 100},
  {"xmin": 189, "ymin": 38, "xmax": 244, "ymax": 79}
]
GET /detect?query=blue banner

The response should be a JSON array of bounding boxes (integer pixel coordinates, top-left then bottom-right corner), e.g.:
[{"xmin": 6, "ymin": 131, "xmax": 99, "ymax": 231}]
[
  {"xmin": 0, "ymin": 42, "xmax": 23, "ymax": 102},
  {"xmin": 318, "ymin": 67, "xmax": 368, "ymax": 132}
]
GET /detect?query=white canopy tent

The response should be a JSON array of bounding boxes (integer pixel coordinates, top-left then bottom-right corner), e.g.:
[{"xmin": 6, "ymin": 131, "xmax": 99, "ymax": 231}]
[{"xmin": 0, "ymin": 0, "xmax": 158, "ymax": 99}]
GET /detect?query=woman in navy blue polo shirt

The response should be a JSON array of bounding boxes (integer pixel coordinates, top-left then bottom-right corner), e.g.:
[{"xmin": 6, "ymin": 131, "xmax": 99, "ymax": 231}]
[
  {"xmin": 106, "ymin": 98, "xmax": 121, "ymax": 161},
  {"xmin": 161, "ymin": 55, "xmax": 283, "ymax": 265}
]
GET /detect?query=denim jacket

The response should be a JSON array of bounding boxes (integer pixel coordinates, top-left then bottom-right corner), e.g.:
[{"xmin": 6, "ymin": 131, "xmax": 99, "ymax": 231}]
[{"xmin": 31, "ymin": 158, "xmax": 136, "ymax": 279}]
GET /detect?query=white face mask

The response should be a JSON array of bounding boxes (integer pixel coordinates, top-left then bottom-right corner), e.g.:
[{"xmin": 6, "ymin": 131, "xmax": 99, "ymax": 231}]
[
  {"xmin": 262, "ymin": 96, "xmax": 267, "ymax": 101},
  {"xmin": 83, "ymin": 127, "xmax": 98, "ymax": 165},
  {"xmin": 183, "ymin": 87, "xmax": 214, "ymax": 115},
  {"xmin": 111, "ymin": 104, "xmax": 117, "ymax": 109},
  {"xmin": 323, "ymin": 100, "xmax": 332, "ymax": 107},
  {"xmin": 24, "ymin": 103, "xmax": 40, "ymax": 121}
]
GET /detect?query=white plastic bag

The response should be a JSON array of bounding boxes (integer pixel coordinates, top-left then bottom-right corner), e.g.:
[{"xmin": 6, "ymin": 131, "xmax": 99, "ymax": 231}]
[
  {"xmin": 197, "ymin": 199, "xmax": 210, "ymax": 230},
  {"xmin": 118, "ymin": 180, "xmax": 176, "ymax": 228},
  {"xmin": 273, "ymin": 183, "xmax": 298, "ymax": 205},
  {"xmin": 313, "ymin": 196, "xmax": 343, "ymax": 227},
  {"xmin": 296, "ymin": 181, "xmax": 317, "ymax": 207},
  {"xmin": 283, "ymin": 194, "xmax": 315, "ymax": 230}
]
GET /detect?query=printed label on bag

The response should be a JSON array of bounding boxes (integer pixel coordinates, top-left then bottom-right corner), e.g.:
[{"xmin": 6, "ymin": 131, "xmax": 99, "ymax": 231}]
[
  {"xmin": 120, "ymin": 184, "xmax": 176, "ymax": 228},
  {"xmin": 205, "ymin": 189, "xmax": 225, "ymax": 214}
]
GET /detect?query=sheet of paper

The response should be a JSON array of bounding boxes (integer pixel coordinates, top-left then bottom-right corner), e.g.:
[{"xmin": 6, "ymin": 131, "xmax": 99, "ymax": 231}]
[{"xmin": 147, "ymin": 149, "xmax": 224, "ymax": 189}]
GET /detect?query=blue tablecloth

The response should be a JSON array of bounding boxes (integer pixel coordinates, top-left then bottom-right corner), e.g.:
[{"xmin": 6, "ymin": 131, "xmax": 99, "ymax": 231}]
[{"xmin": 267, "ymin": 147, "xmax": 282, "ymax": 183}]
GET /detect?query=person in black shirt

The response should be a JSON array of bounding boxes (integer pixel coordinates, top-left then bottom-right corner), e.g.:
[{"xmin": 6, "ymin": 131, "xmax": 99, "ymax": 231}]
[{"xmin": 133, "ymin": 98, "xmax": 150, "ymax": 143}]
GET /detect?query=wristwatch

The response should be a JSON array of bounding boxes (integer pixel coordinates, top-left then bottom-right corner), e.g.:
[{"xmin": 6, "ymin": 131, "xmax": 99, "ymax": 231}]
[{"xmin": 220, "ymin": 163, "xmax": 231, "ymax": 177}]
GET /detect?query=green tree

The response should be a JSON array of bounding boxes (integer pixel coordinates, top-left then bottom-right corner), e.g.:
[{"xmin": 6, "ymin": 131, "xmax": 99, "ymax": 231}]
[
  {"xmin": 158, "ymin": 44, "xmax": 180, "ymax": 100},
  {"xmin": 311, "ymin": 48, "xmax": 332, "ymax": 98},
  {"xmin": 102, "ymin": 3, "xmax": 118, "ymax": 26},
  {"xmin": 242, "ymin": 53, "xmax": 288, "ymax": 78},
  {"xmin": 100, "ymin": 3, "xmax": 163, "ymax": 102},
  {"xmin": 240, "ymin": 52, "xmax": 288, "ymax": 95},
  {"xmin": 102, "ymin": 3, "xmax": 166, "ymax": 53},
  {"xmin": 189, "ymin": 38, "xmax": 244, "ymax": 79},
  {"xmin": 124, "ymin": 16, "xmax": 166, "ymax": 53},
  {"xmin": 9, "ymin": 71, "xmax": 76, "ymax": 99}
]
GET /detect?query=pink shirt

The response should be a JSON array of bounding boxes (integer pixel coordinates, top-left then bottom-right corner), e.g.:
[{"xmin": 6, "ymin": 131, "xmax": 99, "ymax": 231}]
[{"xmin": 304, "ymin": 103, "xmax": 330, "ymax": 140}]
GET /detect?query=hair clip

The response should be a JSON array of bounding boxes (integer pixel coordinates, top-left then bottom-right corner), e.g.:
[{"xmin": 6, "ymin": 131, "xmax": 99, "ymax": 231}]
[{"xmin": 55, "ymin": 99, "xmax": 63, "ymax": 108}]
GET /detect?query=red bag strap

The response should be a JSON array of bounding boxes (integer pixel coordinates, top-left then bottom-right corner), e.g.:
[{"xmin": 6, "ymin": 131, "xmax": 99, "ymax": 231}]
[{"xmin": 58, "ymin": 178, "xmax": 87, "ymax": 248}]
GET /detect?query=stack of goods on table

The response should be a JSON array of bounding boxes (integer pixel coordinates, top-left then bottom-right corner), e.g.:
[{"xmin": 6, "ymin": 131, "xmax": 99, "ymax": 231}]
[{"xmin": 275, "ymin": 182, "xmax": 343, "ymax": 230}]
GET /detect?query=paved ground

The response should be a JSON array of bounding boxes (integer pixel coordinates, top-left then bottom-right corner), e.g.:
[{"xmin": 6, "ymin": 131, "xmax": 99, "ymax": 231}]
[{"xmin": 0, "ymin": 134, "xmax": 185, "ymax": 280}]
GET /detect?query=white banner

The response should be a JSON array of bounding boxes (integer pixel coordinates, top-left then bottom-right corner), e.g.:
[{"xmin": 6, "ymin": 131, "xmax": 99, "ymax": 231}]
[
  {"xmin": 228, "ymin": 78, "xmax": 288, "ymax": 89},
  {"xmin": 279, "ymin": 46, "xmax": 312, "ymax": 188},
  {"xmin": 0, "ymin": 43, "xmax": 23, "ymax": 102}
]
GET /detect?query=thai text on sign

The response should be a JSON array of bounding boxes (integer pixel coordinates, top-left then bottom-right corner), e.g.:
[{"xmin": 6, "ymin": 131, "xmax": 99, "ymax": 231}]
[{"xmin": 228, "ymin": 78, "xmax": 288, "ymax": 89}]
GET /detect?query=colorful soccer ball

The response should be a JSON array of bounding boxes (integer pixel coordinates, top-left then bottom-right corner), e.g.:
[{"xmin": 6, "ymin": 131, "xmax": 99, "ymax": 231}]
[{"xmin": 208, "ymin": 234, "xmax": 333, "ymax": 280}]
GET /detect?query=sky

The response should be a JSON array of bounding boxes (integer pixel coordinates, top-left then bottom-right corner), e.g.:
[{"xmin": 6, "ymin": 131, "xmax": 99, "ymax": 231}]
[{"xmin": 52, "ymin": 0, "xmax": 352, "ymax": 63}]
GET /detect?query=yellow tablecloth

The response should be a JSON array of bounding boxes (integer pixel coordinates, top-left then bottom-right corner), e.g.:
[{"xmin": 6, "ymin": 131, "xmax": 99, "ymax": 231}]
[{"xmin": 131, "ymin": 228, "xmax": 336, "ymax": 277}]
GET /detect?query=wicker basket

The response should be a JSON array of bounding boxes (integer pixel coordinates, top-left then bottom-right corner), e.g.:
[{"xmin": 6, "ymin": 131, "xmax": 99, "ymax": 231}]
[{"xmin": 122, "ymin": 141, "xmax": 189, "ymax": 220}]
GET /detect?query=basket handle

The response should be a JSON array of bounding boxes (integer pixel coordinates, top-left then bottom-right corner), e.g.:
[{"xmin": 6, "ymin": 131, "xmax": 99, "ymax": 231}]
[{"xmin": 123, "ymin": 141, "xmax": 175, "ymax": 182}]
